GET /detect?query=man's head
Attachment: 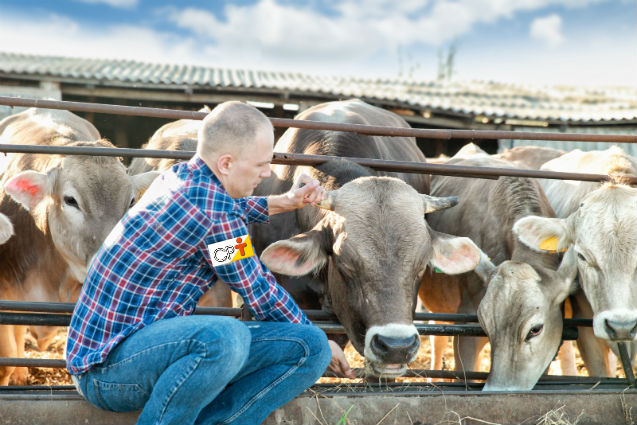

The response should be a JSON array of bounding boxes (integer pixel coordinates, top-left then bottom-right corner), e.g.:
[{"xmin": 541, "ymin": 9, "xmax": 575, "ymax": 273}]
[{"xmin": 198, "ymin": 101, "xmax": 274, "ymax": 198}]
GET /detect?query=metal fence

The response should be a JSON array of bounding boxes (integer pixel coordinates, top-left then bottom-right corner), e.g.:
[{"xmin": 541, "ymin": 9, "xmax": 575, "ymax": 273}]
[{"xmin": 0, "ymin": 95, "xmax": 635, "ymax": 389}]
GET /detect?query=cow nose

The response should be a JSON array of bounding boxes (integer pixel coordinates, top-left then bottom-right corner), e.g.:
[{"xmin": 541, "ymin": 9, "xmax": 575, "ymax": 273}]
[
  {"xmin": 604, "ymin": 318, "xmax": 637, "ymax": 340},
  {"xmin": 370, "ymin": 334, "xmax": 419, "ymax": 364}
]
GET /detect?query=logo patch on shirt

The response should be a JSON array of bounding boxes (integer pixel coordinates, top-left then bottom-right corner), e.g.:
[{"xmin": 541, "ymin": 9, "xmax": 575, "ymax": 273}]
[{"xmin": 208, "ymin": 234, "xmax": 255, "ymax": 266}]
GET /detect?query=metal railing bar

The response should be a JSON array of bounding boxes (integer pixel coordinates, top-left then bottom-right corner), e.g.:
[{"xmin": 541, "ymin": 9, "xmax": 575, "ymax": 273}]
[
  {"xmin": 0, "ymin": 312, "xmax": 579, "ymax": 340},
  {"xmin": 0, "ymin": 300, "xmax": 593, "ymax": 327},
  {"xmin": 0, "ymin": 96, "xmax": 634, "ymax": 144},
  {"xmin": 0, "ymin": 300, "xmax": 594, "ymax": 328},
  {"xmin": 0, "ymin": 144, "xmax": 632, "ymax": 183}
]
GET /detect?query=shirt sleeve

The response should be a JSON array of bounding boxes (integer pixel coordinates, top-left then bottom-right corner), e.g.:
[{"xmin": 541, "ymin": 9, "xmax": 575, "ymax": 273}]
[
  {"xmin": 204, "ymin": 213, "xmax": 310, "ymax": 325},
  {"xmin": 237, "ymin": 197, "xmax": 270, "ymax": 224}
]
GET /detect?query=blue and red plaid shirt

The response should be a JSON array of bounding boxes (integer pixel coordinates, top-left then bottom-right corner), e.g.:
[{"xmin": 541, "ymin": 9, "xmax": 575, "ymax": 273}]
[{"xmin": 66, "ymin": 155, "xmax": 310, "ymax": 375}]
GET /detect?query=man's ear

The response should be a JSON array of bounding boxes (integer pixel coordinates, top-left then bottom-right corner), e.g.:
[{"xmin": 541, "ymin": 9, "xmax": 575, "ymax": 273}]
[
  {"xmin": 513, "ymin": 216, "xmax": 572, "ymax": 253},
  {"xmin": 260, "ymin": 229, "xmax": 328, "ymax": 276},
  {"xmin": 217, "ymin": 154, "xmax": 233, "ymax": 176}
]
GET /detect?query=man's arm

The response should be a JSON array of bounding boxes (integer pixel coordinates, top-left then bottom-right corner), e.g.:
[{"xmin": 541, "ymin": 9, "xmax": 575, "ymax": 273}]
[{"xmin": 267, "ymin": 174, "xmax": 326, "ymax": 216}]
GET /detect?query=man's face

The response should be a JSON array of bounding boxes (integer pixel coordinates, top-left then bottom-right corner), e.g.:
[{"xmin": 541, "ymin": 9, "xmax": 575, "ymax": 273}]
[{"xmin": 225, "ymin": 127, "xmax": 273, "ymax": 198}]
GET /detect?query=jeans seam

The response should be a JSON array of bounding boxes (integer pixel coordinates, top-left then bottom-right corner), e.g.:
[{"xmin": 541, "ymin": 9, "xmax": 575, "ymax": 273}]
[
  {"xmin": 156, "ymin": 339, "xmax": 207, "ymax": 424},
  {"xmin": 100, "ymin": 340, "xmax": 187, "ymax": 371},
  {"xmin": 220, "ymin": 337, "xmax": 310, "ymax": 424}
]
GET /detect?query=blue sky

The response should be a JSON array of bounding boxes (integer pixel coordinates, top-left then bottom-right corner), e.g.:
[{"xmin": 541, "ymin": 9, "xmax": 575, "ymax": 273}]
[{"xmin": 1, "ymin": 0, "xmax": 635, "ymax": 87}]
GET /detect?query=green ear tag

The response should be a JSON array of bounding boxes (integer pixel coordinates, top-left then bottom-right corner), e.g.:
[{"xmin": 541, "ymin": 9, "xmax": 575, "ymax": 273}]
[{"xmin": 434, "ymin": 267, "xmax": 443, "ymax": 273}]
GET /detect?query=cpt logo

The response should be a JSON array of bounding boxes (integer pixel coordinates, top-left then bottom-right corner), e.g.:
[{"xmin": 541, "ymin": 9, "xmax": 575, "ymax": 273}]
[{"xmin": 208, "ymin": 234, "xmax": 255, "ymax": 267}]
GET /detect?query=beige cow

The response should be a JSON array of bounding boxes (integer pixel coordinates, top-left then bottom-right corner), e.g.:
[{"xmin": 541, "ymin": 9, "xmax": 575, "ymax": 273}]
[
  {"xmin": 0, "ymin": 108, "xmax": 157, "ymax": 385},
  {"xmin": 516, "ymin": 145, "xmax": 637, "ymax": 376},
  {"xmin": 256, "ymin": 100, "xmax": 483, "ymax": 377},
  {"xmin": 419, "ymin": 144, "xmax": 578, "ymax": 390}
]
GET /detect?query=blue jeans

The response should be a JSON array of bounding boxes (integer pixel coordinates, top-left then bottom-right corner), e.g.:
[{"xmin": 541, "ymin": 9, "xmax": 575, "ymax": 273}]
[{"xmin": 73, "ymin": 315, "xmax": 331, "ymax": 425}]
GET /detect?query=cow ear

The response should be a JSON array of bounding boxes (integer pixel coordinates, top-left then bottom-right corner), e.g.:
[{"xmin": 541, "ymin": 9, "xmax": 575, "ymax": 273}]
[
  {"xmin": 513, "ymin": 216, "xmax": 571, "ymax": 253},
  {"xmin": 4, "ymin": 170, "xmax": 52, "ymax": 211},
  {"xmin": 130, "ymin": 171, "xmax": 160, "ymax": 202},
  {"xmin": 429, "ymin": 232, "xmax": 482, "ymax": 275},
  {"xmin": 260, "ymin": 229, "xmax": 328, "ymax": 276}
]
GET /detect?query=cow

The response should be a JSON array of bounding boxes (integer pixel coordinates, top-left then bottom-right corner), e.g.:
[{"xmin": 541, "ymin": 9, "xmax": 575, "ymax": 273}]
[
  {"xmin": 250, "ymin": 99, "xmax": 484, "ymax": 377},
  {"xmin": 418, "ymin": 143, "xmax": 579, "ymax": 390},
  {"xmin": 495, "ymin": 145, "xmax": 564, "ymax": 170},
  {"xmin": 0, "ymin": 108, "xmax": 158, "ymax": 385},
  {"xmin": 515, "ymin": 145, "xmax": 637, "ymax": 376},
  {"xmin": 128, "ymin": 106, "xmax": 233, "ymax": 308}
]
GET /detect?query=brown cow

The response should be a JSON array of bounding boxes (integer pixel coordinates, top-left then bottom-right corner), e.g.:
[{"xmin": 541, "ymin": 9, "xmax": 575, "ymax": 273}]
[
  {"xmin": 418, "ymin": 144, "xmax": 577, "ymax": 390},
  {"xmin": 0, "ymin": 108, "xmax": 157, "ymax": 385},
  {"xmin": 253, "ymin": 100, "xmax": 483, "ymax": 377},
  {"xmin": 494, "ymin": 145, "xmax": 564, "ymax": 170}
]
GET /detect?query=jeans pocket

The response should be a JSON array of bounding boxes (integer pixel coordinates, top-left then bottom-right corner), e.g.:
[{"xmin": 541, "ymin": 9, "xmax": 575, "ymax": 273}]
[{"xmin": 92, "ymin": 379, "xmax": 149, "ymax": 412}]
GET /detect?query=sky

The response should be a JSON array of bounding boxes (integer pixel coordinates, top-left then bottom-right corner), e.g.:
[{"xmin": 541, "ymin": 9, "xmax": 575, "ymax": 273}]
[{"xmin": 1, "ymin": 0, "xmax": 635, "ymax": 88}]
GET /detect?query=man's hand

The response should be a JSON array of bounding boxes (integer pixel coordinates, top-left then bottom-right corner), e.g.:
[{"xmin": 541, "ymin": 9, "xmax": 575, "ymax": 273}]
[
  {"xmin": 328, "ymin": 340, "xmax": 356, "ymax": 379},
  {"xmin": 267, "ymin": 173, "xmax": 326, "ymax": 215}
]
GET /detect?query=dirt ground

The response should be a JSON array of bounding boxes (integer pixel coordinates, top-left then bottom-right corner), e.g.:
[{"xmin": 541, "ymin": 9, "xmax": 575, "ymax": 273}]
[{"xmin": 20, "ymin": 327, "xmax": 632, "ymax": 387}]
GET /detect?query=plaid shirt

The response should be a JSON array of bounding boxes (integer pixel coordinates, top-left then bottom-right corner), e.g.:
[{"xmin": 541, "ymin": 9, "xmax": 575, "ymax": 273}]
[{"xmin": 66, "ymin": 155, "xmax": 310, "ymax": 375}]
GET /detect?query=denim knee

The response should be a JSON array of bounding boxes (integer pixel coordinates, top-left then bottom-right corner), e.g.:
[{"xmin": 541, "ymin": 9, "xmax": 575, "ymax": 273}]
[
  {"xmin": 302, "ymin": 325, "xmax": 331, "ymax": 372},
  {"xmin": 189, "ymin": 318, "xmax": 252, "ymax": 375}
]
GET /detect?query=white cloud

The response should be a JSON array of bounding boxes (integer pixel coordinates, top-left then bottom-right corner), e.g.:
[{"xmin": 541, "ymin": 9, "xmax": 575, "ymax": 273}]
[
  {"xmin": 0, "ymin": 0, "xmax": 632, "ymax": 87},
  {"xmin": 0, "ymin": 12, "xmax": 197, "ymax": 65},
  {"xmin": 530, "ymin": 14, "xmax": 564, "ymax": 47},
  {"xmin": 74, "ymin": 0, "xmax": 138, "ymax": 8}
]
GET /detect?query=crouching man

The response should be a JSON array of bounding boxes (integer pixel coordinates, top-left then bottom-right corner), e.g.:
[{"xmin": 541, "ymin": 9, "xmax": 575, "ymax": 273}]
[{"xmin": 66, "ymin": 101, "xmax": 353, "ymax": 425}]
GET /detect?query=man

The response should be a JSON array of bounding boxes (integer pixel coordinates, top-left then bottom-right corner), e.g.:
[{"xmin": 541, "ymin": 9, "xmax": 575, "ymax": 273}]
[{"xmin": 66, "ymin": 101, "xmax": 354, "ymax": 425}]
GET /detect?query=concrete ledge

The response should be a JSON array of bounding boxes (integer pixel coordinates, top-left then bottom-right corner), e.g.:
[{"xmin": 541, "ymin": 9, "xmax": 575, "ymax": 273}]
[{"xmin": 1, "ymin": 389, "xmax": 636, "ymax": 425}]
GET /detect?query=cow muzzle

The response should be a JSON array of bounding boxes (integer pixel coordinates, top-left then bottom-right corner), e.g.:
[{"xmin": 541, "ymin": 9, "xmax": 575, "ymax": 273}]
[
  {"xmin": 593, "ymin": 309, "xmax": 637, "ymax": 341},
  {"xmin": 364, "ymin": 324, "xmax": 419, "ymax": 377}
]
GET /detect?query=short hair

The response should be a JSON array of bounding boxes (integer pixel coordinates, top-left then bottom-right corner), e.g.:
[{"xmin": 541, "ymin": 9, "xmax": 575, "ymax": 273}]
[{"xmin": 197, "ymin": 101, "xmax": 273, "ymax": 159}]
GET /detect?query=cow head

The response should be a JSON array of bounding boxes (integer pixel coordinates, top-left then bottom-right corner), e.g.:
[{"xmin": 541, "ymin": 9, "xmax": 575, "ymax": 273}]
[
  {"xmin": 476, "ymin": 248, "xmax": 577, "ymax": 391},
  {"xmin": 514, "ymin": 184, "xmax": 637, "ymax": 354},
  {"xmin": 261, "ymin": 176, "xmax": 482, "ymax": 376},
  {"xmin": 4, "ymin": 141, "xmax": 158, "ymax": 282}
]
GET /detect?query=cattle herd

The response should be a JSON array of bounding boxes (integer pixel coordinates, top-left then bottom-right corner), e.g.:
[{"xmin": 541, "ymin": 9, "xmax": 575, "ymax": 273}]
[{"xmin": 0, "ymin": 100, "xmax": 635, "ymax": 392}]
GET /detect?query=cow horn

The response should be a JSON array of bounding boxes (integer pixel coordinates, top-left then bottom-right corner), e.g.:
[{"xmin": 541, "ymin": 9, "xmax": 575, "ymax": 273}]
[
  {"xmin": 317, "ymin": 190, "xmax": 337, "ymax": 211},
  {"xmin": 422, "ymin": 194, "xmax": 458, "ymax": 213}
]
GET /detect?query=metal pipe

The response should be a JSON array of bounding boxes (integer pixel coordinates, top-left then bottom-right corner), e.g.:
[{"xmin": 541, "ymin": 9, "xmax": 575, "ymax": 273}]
[
  {"xmin": 0, "ymin": 312, "xmax": 577, "ymax": 339},
  {"xmin": 0, "ymin": 300, "xmax": 594, "ymax": 327},
  {"xmin": 618, "ymin": 342, "xmax": 636, "ymax": 387},
  {"xmin": 0, "ymin": 144, "xmax": 630, "ymax": 183},
  {"xmin": 0, "ymin": 96, "xmax": 634, "ymax": 144}
]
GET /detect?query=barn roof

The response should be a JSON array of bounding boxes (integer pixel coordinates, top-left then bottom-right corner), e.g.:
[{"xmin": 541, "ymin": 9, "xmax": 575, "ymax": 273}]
[{"xmin": 1, "ymin": 51, "xmax": 635, "ymax": 124}]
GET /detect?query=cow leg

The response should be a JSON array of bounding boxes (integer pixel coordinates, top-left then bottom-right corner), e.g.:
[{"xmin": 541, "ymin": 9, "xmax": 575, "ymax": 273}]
[
  {"xmin": 0, "ymin": 324, "xmax": 17, "ymax": 385},
  {"xmin": 198, "ymin": 281, "xmax": 233, "ymax": 308},
  {"xmin": 454, "ymin": 335, "xmax": 488, "ymax": 372},
  {"xmin": 430, "ymin": 333, "xmax": 448, "ymax": 371},
  {"xmin": 557, "ymin": 341, "xmax": 578, "ymax": 376},
  {"xmin": 29, "ymin": 325, "xmax": 58, "ymax": 351},
  {"xmin": 10, "ymin": 325, "xmax": 29, "ymax": 385}
]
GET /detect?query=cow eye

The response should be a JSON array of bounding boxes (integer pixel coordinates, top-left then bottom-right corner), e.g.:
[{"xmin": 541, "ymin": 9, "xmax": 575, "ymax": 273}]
[
  {"xmin": 129, "ymin": 197, "xmax": 136, "ymax": 208},
  {"xmin": 577, "ymin": 252, "xmax": 586, "ymax": 263},
  {"xmin": 525, "ymin": 324, "xmax": 543, "ymax": 341},
  {"xmin": 63, "ymin": 196, "xmax": 79, "ymax": 209}
]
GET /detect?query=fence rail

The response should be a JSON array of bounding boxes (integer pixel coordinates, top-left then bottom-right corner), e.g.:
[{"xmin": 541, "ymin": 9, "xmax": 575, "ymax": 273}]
[
  {"xmin": 0, "ymin": 96, "xmax": 635, "ymax": 389},
  {"xmin": 1, "ymin": 96, "xmax": 636, "ymax": 143}
]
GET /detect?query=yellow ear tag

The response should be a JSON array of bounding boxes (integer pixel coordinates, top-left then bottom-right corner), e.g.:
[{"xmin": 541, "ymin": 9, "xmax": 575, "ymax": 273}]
[{"xmin": 539, "ymin": 235, "xmax": 567, "ymax": 253}]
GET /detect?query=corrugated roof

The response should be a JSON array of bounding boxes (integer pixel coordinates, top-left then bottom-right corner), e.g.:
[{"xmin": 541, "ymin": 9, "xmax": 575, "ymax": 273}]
[{"xmin": 1, "ymin": 51, "xmax": 635, "ymax": 123}]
